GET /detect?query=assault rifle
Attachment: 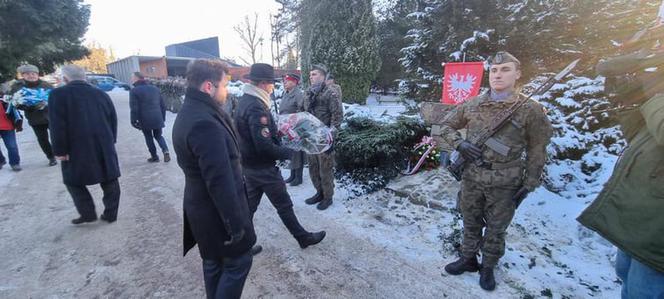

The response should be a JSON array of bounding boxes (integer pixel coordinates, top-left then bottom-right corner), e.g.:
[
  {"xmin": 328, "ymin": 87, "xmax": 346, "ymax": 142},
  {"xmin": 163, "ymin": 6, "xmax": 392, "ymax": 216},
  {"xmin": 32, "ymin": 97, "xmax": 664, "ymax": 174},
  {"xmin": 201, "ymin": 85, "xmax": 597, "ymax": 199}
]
[{"xmin": 443, "ymin": 59, "xmax": 580, "ymax": 181}]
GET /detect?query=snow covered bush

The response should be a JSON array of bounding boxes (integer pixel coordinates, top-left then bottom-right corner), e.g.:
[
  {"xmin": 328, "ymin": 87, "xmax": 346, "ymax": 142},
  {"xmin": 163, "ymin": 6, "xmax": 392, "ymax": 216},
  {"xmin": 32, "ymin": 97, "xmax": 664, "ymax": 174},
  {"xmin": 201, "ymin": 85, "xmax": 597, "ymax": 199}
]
[
  {"xmin": 529, "ymin": 75, "xmax": 625, "ymax": 199},
  {"xmin": 335, "ymin": 116, "xmax": 428, "ymax": 194}
]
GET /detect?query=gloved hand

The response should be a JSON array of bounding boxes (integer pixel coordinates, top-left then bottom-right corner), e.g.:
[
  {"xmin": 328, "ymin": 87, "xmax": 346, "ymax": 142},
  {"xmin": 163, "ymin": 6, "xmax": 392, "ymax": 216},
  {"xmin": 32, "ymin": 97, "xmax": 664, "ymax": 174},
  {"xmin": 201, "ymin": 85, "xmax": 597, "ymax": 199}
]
[
  {"xmin": 457, "ymin": 140, "xmax": 482, "ymax": 161},
  {"xmin": 439, "ymin": 151, "xmax": 451, "ymax": 168},
  {"xmin": 131, "ymin": 120, "xmax": 142, "ymax": 130},
  {"xmin": 224, "ymin": 229, "xmax": 245, "ymax": 246},
  {"xmin": 512, "ymin": 186, "xmax": 530, "ymax": 208}
]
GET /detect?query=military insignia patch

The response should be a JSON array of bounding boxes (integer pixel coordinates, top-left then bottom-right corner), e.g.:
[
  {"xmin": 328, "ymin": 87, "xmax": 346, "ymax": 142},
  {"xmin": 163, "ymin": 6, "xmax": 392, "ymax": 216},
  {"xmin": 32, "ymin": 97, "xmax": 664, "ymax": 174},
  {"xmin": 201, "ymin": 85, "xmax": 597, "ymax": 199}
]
[
  {"xmin": 261, "ymin": 127, "xmax": 270, "ymax": 138},
  {"xmin": 260, "ymin": 116, "xmax": 269, "ymax": 125}
]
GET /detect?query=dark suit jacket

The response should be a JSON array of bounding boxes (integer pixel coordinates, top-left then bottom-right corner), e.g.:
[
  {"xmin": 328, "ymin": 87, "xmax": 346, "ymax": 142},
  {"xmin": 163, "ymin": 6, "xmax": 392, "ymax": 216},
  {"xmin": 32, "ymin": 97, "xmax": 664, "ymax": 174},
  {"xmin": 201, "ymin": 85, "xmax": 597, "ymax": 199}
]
[
  {"xmin": 172, "ymin": 88, "xmax": 256, "ymax": 260},
  {"xmin": 48, "ymin": 80, "xmax": 120, "ymax": 186}
]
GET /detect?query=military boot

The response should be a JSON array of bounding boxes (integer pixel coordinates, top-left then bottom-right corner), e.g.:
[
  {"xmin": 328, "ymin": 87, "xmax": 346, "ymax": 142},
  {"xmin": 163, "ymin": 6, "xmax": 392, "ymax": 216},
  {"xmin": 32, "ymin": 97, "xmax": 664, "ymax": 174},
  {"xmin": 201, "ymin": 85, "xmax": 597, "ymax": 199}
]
[
  {"xmin": 317, "ymin": 198, "xmax": 333, "ymax": 210},
  {"xmin": 305, "ymin": 192, "xmax": 323, "ymax": 205},
  {"xmin": 296, "ymin": 231, "xmax": 326, "ymax": 249},
  {"xmin": 444, "ymin": 256, "xmax": 480, "ymax": 275},
  {"xmin": 479, "ymin": 266, "xmax": 496, "ymax": 291}
]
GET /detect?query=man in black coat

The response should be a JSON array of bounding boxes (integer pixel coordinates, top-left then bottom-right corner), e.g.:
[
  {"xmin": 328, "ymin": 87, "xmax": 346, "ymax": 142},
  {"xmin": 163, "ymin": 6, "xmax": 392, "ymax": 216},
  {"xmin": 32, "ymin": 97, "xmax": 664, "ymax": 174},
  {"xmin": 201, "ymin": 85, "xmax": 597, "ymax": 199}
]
[
  {"xmin": 129, "ymin": 72, "xmax": 170, "ymax": 163},
  {"xmin": 48, "ymin": 65, "xmax": 121, "ymax": 225},
  {"xmin": 172, "ymin": 59, "xmax": 256, "ymax": 299},
  {"xmin": 234, "ymin": 63, "xmax": 325, "ymax": 254},
  {"xmin": 10, "ymin": 64, "xmax": 57, "ymax": 166}
]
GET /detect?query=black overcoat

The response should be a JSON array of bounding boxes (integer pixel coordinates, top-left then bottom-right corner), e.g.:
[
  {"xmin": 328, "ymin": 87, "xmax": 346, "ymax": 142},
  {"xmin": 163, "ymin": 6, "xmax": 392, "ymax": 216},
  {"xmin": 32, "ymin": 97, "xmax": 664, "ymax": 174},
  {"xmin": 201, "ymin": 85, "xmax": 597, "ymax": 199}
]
[
  {"xmin": 172, "ymin": 88, "xmax": 256, "ymax": 260},
  {"xmin": 48, "ymin": 81, "xmax": 120, "ymax": 186},
  {"xmin": 129, "ymin": 80, "xmax": 166, "ymax": 130}
]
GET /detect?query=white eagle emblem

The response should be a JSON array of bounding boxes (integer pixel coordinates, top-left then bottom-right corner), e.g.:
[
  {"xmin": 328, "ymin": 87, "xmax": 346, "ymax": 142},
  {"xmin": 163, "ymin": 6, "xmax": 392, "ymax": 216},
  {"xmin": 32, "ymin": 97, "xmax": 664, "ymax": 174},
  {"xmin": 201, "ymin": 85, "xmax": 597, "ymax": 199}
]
[{"xmin": 447, "ymin": 73, "xmax": 477, "ymax": 104}]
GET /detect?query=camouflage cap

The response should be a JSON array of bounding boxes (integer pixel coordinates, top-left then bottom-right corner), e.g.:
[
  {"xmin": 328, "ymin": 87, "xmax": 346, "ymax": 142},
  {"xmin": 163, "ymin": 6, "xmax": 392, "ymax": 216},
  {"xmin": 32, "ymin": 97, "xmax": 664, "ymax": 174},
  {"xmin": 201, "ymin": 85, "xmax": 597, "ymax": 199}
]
[
  {"xmin": 311, "ymin": 64, "xmax": 328, "ymax": 75},
  {"xmin": 489, "ymin": 51, "xmax": 521, "ymax": 68},
  {"xmin": 17, "ymin": 64, "xmax": 39, "ymax": 74}
]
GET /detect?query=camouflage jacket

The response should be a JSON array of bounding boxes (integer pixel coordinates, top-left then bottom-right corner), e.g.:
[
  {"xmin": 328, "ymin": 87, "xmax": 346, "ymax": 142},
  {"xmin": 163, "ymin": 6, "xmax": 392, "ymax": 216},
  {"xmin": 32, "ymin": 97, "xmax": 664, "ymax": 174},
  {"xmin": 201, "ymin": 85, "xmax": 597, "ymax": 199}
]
[
  {"xmin": 440, "ymin": 92, "xmax": 553, "ymax": 190},
  {"xmin": 304, "ymin": 83, "xmax": 343, "ymax": 129}
]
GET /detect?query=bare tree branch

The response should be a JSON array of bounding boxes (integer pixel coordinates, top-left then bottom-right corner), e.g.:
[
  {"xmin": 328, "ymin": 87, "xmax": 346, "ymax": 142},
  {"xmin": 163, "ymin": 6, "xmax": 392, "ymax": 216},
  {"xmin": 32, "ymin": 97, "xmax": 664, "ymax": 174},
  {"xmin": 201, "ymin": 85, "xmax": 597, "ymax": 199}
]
[{"xmin": 233, "ymin": 13, "xmax": 263, "ymax": 65}]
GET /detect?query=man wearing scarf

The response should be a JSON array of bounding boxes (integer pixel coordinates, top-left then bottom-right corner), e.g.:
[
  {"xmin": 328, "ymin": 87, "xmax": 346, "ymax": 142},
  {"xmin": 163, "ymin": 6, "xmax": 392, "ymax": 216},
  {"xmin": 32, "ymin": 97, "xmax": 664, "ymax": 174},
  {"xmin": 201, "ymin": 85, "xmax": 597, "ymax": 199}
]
[
  {"xmin": 303, "ymin": 64, "xmax": 343, "ymax": 211},
  {"xmin": 234, "ymin": 63, "xmax": 326, "ymax": 255}
]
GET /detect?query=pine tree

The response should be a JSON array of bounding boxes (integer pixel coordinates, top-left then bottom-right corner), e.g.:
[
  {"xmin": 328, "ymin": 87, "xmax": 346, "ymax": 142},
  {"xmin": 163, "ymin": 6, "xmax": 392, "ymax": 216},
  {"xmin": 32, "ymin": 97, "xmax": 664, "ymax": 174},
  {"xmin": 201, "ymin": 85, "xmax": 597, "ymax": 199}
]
[
  {"xmin": 374, "ymin": 0, "xmax": 418, "ymax": 93},
  {"xmin": 0, "ymin": 0, "xmax": 90, "ymax": 81},
  {"xmin": 399, "ymin": 0, "xmax": 661, "ymax": 101},
  {"xmin": 299, "ymin": 0, "xmax": 382, "ymax": 104}
]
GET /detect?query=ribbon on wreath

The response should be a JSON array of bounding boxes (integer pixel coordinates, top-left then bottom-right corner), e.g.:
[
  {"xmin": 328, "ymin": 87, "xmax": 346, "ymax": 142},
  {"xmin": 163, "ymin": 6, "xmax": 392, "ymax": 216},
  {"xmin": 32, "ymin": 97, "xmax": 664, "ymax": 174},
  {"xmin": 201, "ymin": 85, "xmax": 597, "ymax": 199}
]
[{"xmin": 403, "ymin": 136, "xmax": 437, "ymax": 176}]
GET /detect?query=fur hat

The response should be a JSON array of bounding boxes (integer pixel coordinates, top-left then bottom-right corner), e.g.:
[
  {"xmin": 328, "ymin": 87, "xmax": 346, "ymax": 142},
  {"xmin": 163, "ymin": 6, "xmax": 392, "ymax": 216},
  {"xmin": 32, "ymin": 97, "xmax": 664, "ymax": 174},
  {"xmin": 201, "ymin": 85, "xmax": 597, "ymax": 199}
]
[{"xmin": 17, "ymin": 64, "xmax": 39, "ymax": 74}]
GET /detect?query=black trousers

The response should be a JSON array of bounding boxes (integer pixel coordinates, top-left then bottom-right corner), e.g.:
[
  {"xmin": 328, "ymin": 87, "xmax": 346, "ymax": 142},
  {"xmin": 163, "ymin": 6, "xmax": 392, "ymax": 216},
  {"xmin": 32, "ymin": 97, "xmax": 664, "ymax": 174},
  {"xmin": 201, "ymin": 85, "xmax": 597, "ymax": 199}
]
[
  {"xmin": 244, "ymin": 166, "xmax": 307, "ymax": 238},
  {"xmin": 65, "ymin": 179, "xmax": 121, "ymax": 220},
  {"xmin": 202, "ymin": 251, "xmax": 253, "ymax": 299},
  {"xmin": 31, "ymin": 124, "xmax": 54, "ymax": 159}
]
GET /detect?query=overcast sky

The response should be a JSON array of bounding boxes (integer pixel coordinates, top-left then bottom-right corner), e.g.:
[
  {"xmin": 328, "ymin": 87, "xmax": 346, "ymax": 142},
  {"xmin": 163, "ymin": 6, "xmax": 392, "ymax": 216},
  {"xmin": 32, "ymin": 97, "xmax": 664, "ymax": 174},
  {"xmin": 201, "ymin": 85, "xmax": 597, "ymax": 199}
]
[{"xmin": 83, "ymin": 0, "xmax": 281, "ymax": 64}]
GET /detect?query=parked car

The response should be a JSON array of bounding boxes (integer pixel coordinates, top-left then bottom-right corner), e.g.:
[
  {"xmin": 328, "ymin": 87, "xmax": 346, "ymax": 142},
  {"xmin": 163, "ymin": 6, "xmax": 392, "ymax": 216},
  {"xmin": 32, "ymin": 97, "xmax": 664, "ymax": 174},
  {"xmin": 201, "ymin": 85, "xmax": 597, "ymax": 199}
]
[{"xmin": 88, "ymin": 75, "xmax": 131, "ymax": 91}]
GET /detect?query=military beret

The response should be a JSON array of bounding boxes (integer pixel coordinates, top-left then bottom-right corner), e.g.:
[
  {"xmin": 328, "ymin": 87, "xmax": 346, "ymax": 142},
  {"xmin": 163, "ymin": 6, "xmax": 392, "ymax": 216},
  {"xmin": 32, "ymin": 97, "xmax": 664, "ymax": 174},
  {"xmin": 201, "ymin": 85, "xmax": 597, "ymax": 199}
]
[
  {"xmin": 489, "ymin": 51, "xmax": 520, "ymax": 67},
  {"xmin": 312, "ymin": 64, "xmax": 328, "ymax": 75},
  {"xmin": 17, "ymin": 64, "xmax": 39, "ymax": 74}
]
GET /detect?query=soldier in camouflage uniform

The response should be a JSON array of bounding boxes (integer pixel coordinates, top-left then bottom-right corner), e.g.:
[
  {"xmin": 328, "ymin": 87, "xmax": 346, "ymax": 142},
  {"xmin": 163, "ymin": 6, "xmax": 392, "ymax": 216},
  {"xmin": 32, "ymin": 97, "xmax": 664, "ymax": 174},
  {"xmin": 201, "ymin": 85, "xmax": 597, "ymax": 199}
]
[
  {"xmin": 440, "ymin": 52, "xmax": 553, "ymax": 291},
  {"xmin": 303, "ymin": 64, "xmax": 343, "ymax": 210}
]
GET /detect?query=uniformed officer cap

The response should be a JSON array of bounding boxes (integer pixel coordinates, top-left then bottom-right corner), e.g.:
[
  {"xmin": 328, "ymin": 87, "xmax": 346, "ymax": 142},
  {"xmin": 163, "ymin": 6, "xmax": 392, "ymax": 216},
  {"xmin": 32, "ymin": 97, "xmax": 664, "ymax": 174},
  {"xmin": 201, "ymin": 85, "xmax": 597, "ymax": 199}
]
[
  {"xmin": 311, "ymin": 64, "xmax": 328, "ymax": 75},
  {"xmin": 490, "ymin": 51, "xmax": 521, "ymax": 68}
]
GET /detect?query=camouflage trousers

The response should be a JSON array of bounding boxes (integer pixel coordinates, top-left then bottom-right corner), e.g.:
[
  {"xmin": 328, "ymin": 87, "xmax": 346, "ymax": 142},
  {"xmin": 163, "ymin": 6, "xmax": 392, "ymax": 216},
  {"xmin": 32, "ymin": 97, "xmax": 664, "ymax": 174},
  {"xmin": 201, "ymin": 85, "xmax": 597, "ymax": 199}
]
[
  {"xmin": 459, "ymin": 179, "xmax": 519, "ymax": 268},
  {"xmin": 308, "ymin": 151, "xmax": 335, "ymax": 200}
]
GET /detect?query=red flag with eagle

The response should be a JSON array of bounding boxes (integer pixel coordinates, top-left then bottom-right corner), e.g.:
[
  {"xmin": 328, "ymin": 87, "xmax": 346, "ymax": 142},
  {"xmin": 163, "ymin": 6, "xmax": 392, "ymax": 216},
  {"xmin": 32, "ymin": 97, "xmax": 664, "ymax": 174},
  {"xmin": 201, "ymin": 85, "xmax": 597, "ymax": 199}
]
[{"xmin": 441, "ymin": 62, "xmax": 484, "ymax": 105}]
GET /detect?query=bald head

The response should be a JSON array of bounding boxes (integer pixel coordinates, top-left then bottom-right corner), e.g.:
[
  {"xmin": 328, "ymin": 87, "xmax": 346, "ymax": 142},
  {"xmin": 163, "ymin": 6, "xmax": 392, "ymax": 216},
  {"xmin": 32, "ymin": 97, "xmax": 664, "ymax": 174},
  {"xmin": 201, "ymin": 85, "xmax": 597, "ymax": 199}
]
[{"xmin": 61, "ymin": 64, "xmax": 87, "ymax": 83}]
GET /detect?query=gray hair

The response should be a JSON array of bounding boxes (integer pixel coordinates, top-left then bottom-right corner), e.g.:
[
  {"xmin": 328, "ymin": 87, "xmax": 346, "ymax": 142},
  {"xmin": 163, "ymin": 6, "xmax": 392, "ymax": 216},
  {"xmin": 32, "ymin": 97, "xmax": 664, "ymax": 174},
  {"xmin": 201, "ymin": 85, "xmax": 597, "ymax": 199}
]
[{"xmin": 61, "ymin": 64, "xmax": 87, "ymax": 81}]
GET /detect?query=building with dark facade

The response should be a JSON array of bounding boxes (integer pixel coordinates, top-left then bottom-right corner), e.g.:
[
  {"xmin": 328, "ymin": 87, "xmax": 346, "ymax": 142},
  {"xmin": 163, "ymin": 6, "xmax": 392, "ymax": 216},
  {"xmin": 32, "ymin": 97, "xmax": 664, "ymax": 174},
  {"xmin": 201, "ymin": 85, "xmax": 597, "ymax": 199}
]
[{"xmin": 165, "ymin": 37, "xmax": 220, "ymax": 59}]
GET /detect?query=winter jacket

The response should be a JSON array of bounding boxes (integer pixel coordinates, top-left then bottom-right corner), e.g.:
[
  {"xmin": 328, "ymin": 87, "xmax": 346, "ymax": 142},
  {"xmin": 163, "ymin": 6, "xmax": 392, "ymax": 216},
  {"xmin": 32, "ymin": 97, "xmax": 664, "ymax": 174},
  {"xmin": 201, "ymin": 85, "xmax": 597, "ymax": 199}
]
[
  {"xmin": 129, "ymin": 80, "xmax": 166, "ymax": 130},
  {"xmin": 172, "ymin": 88, "xmax": 256, "ymax": 260},
  {"xmin": 279, "ymin": 86, "xmax": 304, "ymax": 114},
  {"xmin": 48, "ymin": 81, "xmax": 120, "ymax": 186},
  {"xmin": 0, "ymin": 101, "xmax": 22, "ymax": 131},
  {"xmin": 10, "ymin": 79, "xmax": 53, "ymax": 126},
  {"xmin": 234, "ymin": 84, "xmax": 292, "ymax": 169},
  {"xmin": 578, "ymin": 94, "xmax": 664, "ymax": 273},
  {"xmin": 439, "ymin": 93, "xmax": 553, "ymax": 191},
  {"xmin": 304, "ymin": 83, "xmax": 344, "ymax": 129}
]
